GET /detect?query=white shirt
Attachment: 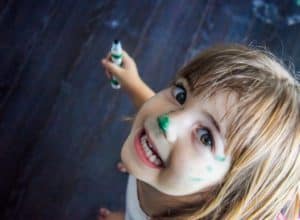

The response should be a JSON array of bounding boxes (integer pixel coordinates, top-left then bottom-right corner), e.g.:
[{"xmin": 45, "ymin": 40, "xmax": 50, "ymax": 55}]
[{"xmin": 125, "ymin": 175, "xmax": 150, "ymax": 220}]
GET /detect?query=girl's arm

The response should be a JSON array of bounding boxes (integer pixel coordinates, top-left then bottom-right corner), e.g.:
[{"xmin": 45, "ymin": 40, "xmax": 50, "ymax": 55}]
[
  {"xmin": 126, "ymin": 78, "xmax": 155, "ymax": 109},
  {"xmin": 101, "ymin": 50, "xmax": 155, "ymax": 109}
]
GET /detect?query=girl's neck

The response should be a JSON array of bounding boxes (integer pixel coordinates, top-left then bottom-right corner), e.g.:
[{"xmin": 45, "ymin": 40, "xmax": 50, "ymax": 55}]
[
  {"xmin": 136, "ymin": 179, "xmax": 205, "ymax": 217},
  {"xmin": 136, "ymin": 180, "xmax": 173, "ymax": 216}
]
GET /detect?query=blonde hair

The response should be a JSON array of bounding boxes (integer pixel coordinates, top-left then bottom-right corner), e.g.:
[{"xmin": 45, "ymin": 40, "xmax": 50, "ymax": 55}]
[{"xmin": 157, "ymin": 44, "xmax": 300, "ymax": 219}]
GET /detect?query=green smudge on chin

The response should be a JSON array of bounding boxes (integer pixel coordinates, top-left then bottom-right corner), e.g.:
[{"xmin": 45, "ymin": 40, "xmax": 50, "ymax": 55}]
[{"xmin": 215, "ymin": 155, "xmax": 226, "ymax": 162}]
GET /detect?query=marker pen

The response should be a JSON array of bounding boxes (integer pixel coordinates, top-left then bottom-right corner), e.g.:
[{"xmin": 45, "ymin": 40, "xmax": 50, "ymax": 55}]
[{"xmin": 110, "ymin": 39, "xmax": 123, "ymax": 89}]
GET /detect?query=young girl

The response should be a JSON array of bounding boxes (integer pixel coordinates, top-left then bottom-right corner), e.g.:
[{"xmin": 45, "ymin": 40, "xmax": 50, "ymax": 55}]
[{"xmin": 99, "ymin": 44, "xmax": 300, "ymax": 220}]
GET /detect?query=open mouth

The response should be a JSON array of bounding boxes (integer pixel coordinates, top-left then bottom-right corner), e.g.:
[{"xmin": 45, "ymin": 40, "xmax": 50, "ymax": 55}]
[{"xmin": 134, "ymin": 128, "xmax": 165, "ymax": 169}]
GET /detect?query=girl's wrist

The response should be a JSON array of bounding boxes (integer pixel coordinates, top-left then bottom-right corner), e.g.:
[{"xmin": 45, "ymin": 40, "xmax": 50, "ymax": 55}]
[
  {"xmin": 125, "ymin": 77, "xmax": 144, "ymax": 95},
  {"xmin": 126, "ymin": 78, "xmax": 155, "ymax": 109}
]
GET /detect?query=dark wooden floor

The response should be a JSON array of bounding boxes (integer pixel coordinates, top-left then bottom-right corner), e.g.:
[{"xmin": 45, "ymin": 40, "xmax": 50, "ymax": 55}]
[{"xmin": 0, "ymin": 0, "xmax": 299, "ymax": 219}]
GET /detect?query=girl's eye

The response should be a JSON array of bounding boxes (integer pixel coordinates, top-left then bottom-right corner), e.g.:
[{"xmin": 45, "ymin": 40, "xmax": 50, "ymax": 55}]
[
  {"xmin": 171, "ymin": 84, "xmax": 186, "ymax": 105},
  {"xmin": 197, "ymin": 128, "xmax": 213, "ymax": 148}
]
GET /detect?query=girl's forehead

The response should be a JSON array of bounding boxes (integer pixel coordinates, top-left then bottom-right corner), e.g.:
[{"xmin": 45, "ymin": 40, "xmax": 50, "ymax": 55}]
[{"xmin": 192, "ymin": 89, "xmax": 238, "ymax": 111}]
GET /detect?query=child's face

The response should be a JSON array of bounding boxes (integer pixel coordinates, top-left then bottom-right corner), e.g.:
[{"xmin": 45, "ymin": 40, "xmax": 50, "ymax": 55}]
[{"xmin": 121, "ymin": 78, "xmax": 237, "ymax": 196}]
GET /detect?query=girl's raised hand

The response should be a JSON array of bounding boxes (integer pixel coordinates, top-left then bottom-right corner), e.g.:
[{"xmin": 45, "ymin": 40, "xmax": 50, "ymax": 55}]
[{"xmin": 101, "ymin": 50, "xmax": 142, "ymax": 94}]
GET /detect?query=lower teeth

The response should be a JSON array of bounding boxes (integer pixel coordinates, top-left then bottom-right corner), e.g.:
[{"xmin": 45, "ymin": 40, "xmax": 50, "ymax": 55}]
[{"xmin": 141, "ymin": 135, "xmax": 162, "ymax": 166}]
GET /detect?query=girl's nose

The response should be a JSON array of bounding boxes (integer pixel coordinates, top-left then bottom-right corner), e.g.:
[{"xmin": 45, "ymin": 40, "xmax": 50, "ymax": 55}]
[
  {"xmin": 157, "ymin": 112, "xmax": 179, "ymax": 143},
  {"xmin": 157, "ymin": 114, "xmax": 170, "ymax": 134},
  {"xmin": 157, "ymin": 108, "xmax": 192, "ymax": 143}
]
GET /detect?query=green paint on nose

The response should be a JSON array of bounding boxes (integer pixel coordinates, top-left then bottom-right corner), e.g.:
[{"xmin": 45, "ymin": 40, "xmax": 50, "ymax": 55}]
[{"xmin": 157, "ymin": 114, "xmax": 170, "ymax": 133}]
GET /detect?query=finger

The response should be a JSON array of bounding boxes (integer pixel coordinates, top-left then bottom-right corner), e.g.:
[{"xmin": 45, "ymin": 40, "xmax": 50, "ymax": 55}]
[
  {"xmin": 117, "ymin": 162, "xmax": 128, "ymax": 173},
  {"xmin": 103, "ymin": 50, "xmax": 132, "ymax": 68},
  {"xmin": 101, "ymin": 59, "xmax": 123, "ymax": 77},
  {"xmin": 105, "ymin": 52, "xmax": 112, "ymax": 61},
  {"xmin": 99, "ymin": 208, "xmax": 111, "ymax": 217},
  {"xmin": 121, "ymin": 50, "xmax": 134, "ymax": 68},
  {"xmin": 100, "ymin": 58, "xmax": 112, "ymax": 78},
  {"xmin": 104, "ymin": 69, "xmax": 111, "ymax": 79},
  {"xmin": 121, "ymin": 49, "xmax": 130, "ymax": 58},
  {"xmin": 100, "ymin": 54, "xmax": 110, "ymax": 67}
]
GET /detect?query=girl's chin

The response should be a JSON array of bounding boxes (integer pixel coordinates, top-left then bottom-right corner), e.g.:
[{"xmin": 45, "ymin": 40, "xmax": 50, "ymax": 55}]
[
  {"xmin": 120, "ymin": 144, "xmax": 129, "ymax": 166},
  {"xmin": 120, "ymin": 140, "xmax": 137, "ymax": 173}
]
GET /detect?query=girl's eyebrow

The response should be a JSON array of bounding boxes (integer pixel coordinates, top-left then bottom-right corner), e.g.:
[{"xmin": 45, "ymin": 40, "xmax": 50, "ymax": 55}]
[
  {"xmin": 179, "ymin": 78, "xmax": 222, "ymax": 135},
  {"xmin": 203, "ymin": 111, "xmax": 221, "ymax": 135},
  {"xmin": 179, "ymin": 77, "xmax": 221, "ymax": 134},
  {"xmin": 203, "ymin": 111, "xmax": 226, "ymax": 154},
  {"xmin": 177, "ymin": 77, "xmax": 192, "ymax": 92}
]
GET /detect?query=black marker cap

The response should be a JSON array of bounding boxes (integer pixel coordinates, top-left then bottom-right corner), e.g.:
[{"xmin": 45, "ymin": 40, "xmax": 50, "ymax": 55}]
[{"xmin": 113, "ymin": 39, "xmax": 120, "ymax": 44}]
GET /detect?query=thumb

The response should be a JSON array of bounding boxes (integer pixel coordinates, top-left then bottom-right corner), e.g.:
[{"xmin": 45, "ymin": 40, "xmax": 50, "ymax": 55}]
[{"xmin": 101, "ymin": 59, "xmax": 123, "ymax": 77}]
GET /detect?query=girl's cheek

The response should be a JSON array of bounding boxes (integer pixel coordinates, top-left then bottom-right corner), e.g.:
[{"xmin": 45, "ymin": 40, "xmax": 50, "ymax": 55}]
[
  {"xmin": 141, "ymin": 97, "xmax": 172, "ymax": 120},
  {"xmin": 188, "ymin": 155, "xmax": 229, "ymax": 184}
]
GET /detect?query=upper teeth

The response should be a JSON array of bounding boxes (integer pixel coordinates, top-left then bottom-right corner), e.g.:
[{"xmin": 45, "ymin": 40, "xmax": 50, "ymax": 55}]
[{"xmin": 140, "ymin": 134, "xmax": 162, "ymax": 166}]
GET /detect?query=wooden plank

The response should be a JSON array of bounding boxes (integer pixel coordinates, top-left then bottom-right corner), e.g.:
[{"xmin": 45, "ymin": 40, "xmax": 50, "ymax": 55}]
[
  {"xmin": 185, "ymin": 0, "xmax": 300, "ymax": 78},
  {"xmin": 0, "ymin": 0, "xmax": 106, "ymax": 218},
  {"xmin": 0, "ymin": 0, "xmax": 60, "ymax": 106},
  {"xmin": 3, "ymin": 1, "xmax": 160, "ymax": 220},
  {"xmin": 8, "ymin": 1, "xmax": 212, "ymax": 219}
]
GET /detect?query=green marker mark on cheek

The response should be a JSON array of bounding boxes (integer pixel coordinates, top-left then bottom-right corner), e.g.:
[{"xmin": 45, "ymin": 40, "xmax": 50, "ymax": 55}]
[
  {"xmin": 206, "ymin": 165, "xmax": 213, "ymax": 172},
  {"xmin": 215, "ymin": 155, "xmax": 226, "ymax": 162},
  {"xmin": 190, "ymin": 177, "xmax": 204, "ymax": 182}
]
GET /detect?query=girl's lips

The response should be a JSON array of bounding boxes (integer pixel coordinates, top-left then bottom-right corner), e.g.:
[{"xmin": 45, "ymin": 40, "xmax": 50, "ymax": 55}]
[
  {"xmin": 134, "ymin": 128, "xmax": 164, "ymax": 169},
  {"xmin": 144, "ymin": 129, "xmax": 160, "ymax": 157}
]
